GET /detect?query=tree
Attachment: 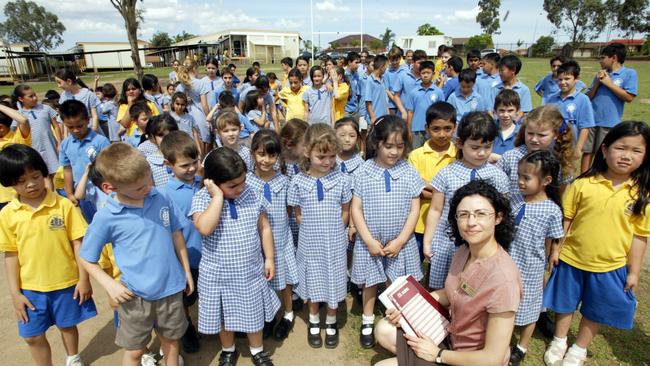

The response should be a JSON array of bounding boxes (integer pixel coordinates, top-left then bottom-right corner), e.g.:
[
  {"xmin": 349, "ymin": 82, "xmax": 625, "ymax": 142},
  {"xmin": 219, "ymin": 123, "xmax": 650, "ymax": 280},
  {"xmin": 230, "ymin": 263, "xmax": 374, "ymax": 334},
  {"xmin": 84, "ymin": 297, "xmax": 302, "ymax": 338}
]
[
  {"xmin": 301, "ymin": 39, "xmax": 312, "ymax": 52},
  {"xmin": 642, "ymin": 36, "xmax": 650, "ymax": 55},
  {"xmin": 417, "ymin": 23, "xmax": 444, "ymax": 36},
  {"xmin": 150, "ymin": 31, "xmax": 172, "ymax": 48},
  {"xmin": 110, "ymin": 0, "xmax": 144, "ymax": 81},
  {"xmin": 531, "ymin": 35, "xmax": 555, "ymax": 56},
  {"xmin": 476, "ymin": 0, "xmax": 501, "ymax": 35},
  {"xmin": 369, "ymin": 39, "xmax": 384, "ymax": 53},
  {"xmin": 173, "ymin": 31, "xmax": 196, "ymax": 43},
  {"xmin": 351, "ymin": 39, "xmax": 361, "ymax": 47},
  {"xmin": 330, "ymin": 41, "xmax": 341, "ymax": 50},
  {"xmin": 380, "ymin": 28, "xmax": 395, "ymax": 49},
  {"xmin": 543, "ymin": 0, "xmax": 607, "ymax": 49},
  {"xmin": 466, "ymin": 34, "xmax": 494, "ymax": 50},
  {"xmin": 617, "ymin": 0, "xmax": 650, "ymax": 38},
  {"xmin": 0, "ymin": 0, "xmax": 65, "ymax": 51}
]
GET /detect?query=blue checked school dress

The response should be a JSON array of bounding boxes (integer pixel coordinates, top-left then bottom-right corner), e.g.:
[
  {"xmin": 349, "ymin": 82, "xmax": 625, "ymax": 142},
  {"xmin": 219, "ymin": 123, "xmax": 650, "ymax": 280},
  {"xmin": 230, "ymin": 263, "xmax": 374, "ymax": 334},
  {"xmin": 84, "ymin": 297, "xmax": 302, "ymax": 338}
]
[
  {"xmin": 336, "ymin": 153, "xmax": 364, "ymax": 176},
  {"xmin": 287, "ymin": 169, "xmax": 352, "ymax": 308},
  {"xmin": 19, "ymin": 104, "xmax": 59, "ymax": 174},
  {"xmin": 428, "ymin": 161, "xmax": 510, "ymax": 288},
  {"xmin": 247, "ymin": 173, "xmax": 299, "ymax": 291},
  {"xmin": 138, "ymin": 140, "xmax": 170, "ymax": 188},
  {"xmin": 509, "ymin": 199, "xmax": 563, "ymax": 325},
  {"xmin": 189, "ymin": 185, "xmax": 280, "ymax": 334},
  {"xmin": 351, "ymin": 159, "xmax": 425, "ymax": 287},
  {"xmin": 276, "ymin": 160, "xmax": 302, "ymax": 246}
]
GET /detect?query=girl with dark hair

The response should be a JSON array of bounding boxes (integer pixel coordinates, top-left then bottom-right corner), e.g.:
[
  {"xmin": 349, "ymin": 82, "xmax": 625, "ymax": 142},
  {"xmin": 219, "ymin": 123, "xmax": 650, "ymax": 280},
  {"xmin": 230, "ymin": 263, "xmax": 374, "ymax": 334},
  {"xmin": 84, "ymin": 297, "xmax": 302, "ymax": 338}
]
[
  {"xmin": 302, "ymin": 66, "xmax": 336, "ymax": 125},
  {"xmin": 202, "ymin": 56, "xmax": 223, "ymax": 110},
  {"xmin": 138, "ymin": 113, "xmax": 178, "ymax": 187},
  {"xmin": 141, "ymin": 74, "xmax": 164, "ymax": 114},
  {"xmin": 55, "ymin": 69, "xmax": 101, "ymax": 133},
  {"xmin": 543, "ymin": 121, "xmax": 650, "ymax": 366},
  {"xmin": 116, "ymin": 78, "xmax": 160, "ymax": 132}
]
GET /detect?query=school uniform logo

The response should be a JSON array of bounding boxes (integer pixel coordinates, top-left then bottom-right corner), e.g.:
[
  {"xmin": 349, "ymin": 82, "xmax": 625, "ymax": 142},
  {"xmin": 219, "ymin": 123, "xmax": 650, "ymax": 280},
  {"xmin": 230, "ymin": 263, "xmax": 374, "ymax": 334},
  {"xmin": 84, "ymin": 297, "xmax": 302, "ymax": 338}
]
[
  {"xmin": 160, "ymin": 207, "xmax": 170, "ymax": 227},
  {"xmin": 470, "ymin": 100, "xmax": 478, "ymax": 110},
  {"xmin": 614, "ymin": 78, "xmax": 623, "ymax": 87},
  {"xmin": 624, "ymin": 202, "xmax": 634, "ymax": 217},
  {"xmin": 48, "ymin": 215, "xmax": 65, "ymax": 230},
  {"xmin": 86, "ymin": 146, "xmax": 97, "ymax": 162},
  {"xmin": 491, "ymin": 80, "xmax": 500, "ymax": 87},
  {"xmin": 431, "ymin": 94, "xmax": 438, "ymax": 102},
  {"xmin": 566, "ymin": 103, "xmax": 577, "ymax": 113}
]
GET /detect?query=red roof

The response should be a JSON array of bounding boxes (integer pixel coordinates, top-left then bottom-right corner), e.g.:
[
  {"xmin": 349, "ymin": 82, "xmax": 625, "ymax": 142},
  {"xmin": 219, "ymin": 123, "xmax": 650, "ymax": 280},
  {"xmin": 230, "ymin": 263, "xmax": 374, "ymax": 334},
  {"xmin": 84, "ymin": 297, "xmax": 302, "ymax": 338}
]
[
  {"xmin": 330, "ymin": 34, "xmax": 381, "ymax": 45},
  {"xmin": 609, "ymin": 39, "xmax": 644, "ymax": 46}
]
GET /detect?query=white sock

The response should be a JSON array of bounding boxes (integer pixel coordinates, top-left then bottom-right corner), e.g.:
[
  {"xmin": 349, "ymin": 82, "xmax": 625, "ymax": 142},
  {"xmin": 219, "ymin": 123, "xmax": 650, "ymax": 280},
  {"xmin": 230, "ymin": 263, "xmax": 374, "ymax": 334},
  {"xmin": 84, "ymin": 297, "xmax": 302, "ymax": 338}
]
[
  {"xmin": 222, "ymin": 345, "xmax": 235, "ymax": 353},
  {"xmin": 309, "ymin": 313, "xmax": 320, "ymax": 335},
  {"xmin": 361, "ymin": 314, "xmax": 375, "ymax": 335},
  {"xmin": 516, "ymin": 344, "xmax": 527, "ymax": 353},
  {"xmin": 284, "ymin": 311, "xmax": 295, "ymax": 322},
  {"xmin": 325, "ymin": 315, "xmax": 337, "ymax": 336},
  {"xmin": 66, "ymin": 354, "xmax": 81, "ymax": 362},
  {"xmin": 249, "ymin": 345, "xmax": 263, "ymax": 356},
  {"xmin": 568, "ymin": 344, "xmax": 587, "ymax": 357},
  {"xmin": 553, "ymin": 336, "xmax": 567, "ymax": 345}
]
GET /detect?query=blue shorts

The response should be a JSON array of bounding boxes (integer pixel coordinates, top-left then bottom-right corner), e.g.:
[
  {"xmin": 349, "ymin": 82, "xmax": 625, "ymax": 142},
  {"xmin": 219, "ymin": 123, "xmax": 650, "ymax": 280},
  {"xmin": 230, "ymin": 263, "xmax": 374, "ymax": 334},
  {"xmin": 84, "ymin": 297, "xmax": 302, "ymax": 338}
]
[
  {"xmin": 543, "ymin": 261, "xmax": 636, "ymax": 329},
  {"xmin": 18, "ymin": 285, "xmax": 97, "ymax": 338}
]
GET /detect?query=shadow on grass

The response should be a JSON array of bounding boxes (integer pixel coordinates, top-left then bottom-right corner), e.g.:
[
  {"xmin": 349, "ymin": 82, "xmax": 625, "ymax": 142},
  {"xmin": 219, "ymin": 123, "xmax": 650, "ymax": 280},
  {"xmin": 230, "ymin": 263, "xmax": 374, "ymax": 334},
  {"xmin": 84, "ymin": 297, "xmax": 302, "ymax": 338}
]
[
  {"xmin": 79, "ymin": 319, "xmax": 120, "ymax": 363},
  {"xmin": 601, "ymin": 321, "xmax": 650, "ymax": 365}
]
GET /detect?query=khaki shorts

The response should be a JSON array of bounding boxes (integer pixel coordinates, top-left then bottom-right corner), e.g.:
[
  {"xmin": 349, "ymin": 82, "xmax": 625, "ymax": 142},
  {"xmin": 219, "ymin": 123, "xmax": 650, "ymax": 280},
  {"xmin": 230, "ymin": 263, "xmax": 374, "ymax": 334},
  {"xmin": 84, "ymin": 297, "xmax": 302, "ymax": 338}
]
[
  {"xmin": 583, "ymin": 126, "xmax": 611, "ymax": 154},
  {"xmin": 116, "ymin": 291, "xmax": 188, "ymax": 350}
]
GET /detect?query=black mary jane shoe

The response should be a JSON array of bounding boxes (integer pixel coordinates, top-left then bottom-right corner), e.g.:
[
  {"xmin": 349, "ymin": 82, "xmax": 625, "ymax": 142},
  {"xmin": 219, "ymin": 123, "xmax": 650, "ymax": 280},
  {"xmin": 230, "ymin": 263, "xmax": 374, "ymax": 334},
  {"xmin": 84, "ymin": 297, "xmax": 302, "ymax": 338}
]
[
  {"xmin": 359, "ymin": 323, "xmax": 376, "ymax": 349},
  {"xmin": 252, "ymin": 350, "xmax": 274, "ymax": 366},
  {"xmin": 307, "ymin": 322, "xmax": 322, "ymax": 348},
  {"xmin": 324, "ymin": 323, "xmax": 339, "ymax": 349},
  {"xmin": 218, "ymin": 349, "xmax": 240, "ymax": 366},
  {"xmin": 263, "ymin": 318, "xmax": 276, "ymax": 339},
  {"xmin": 273, "ymin": 318, "xmax": 294, "ymax": 341}
]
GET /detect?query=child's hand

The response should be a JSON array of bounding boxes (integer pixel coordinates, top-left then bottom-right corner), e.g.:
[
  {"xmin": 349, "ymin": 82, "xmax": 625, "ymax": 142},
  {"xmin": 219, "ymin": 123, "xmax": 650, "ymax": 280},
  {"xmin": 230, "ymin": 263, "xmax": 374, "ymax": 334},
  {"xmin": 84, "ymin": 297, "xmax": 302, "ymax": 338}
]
[
  {"xmin": 11, "ymin": 293, "xmax": 35, "ymax": 324},
  {"xmin": 548, "ymin": 248, "xmax": 560, "ymax": 271},
  {"xmin": 330, "ymin": 68, "xmax": 338, "ymax": 81},
  {"xmin": 185, "ymin": 270, "xmax": 195, "ymax": 296},
  {"xmin": 73, "ymin": 278, "xmax": 93, "ymax": 305},
  {"xmin": 348, "ymin": 226, "xmax": 357, "ymax": 242},
  {"xmin": 599, "ymin": 71, "xmax": 612, "ymax": 86},
  {"xmin": 204, "ymin": 179, "xmax": 223, "ymax": 199},
  {"xmin": 625, "ymin": 272, "xmax": 638, "ymax": 292},
  {"xmin": 368, "ymin": 239, "xmax": 385, "ymax": 257},
  {"xmin": 94, "ymin": 74, "xmax": 100, "ymax": 82},
  {"xmin": 264, "ymin": 258, "xmax": 275, "ymax": 281},
  {"xmin": 383, "ymin": 238, "xmax": 405, "ymax": 258},
  {"xmin": 68, "ymin": 195, "xmax": 79, "ymax": 207},
  {"xmin": 106, "ymin": 280, "xmax": 134, "ymax": 304},
  {"xmin": 423, "ymin": 246, "xmax": 433, "ymax": 260},
  {"xmin": 385, "ymin": 308, "xmax": 402, "ymax": 327}
]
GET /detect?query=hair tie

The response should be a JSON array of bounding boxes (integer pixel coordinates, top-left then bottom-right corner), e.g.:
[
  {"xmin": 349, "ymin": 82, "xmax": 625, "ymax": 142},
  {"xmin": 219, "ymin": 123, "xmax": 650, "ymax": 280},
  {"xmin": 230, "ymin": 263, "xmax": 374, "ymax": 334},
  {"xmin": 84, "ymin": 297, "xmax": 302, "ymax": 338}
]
[{"xmin": 559, "ymin": 119, "xmax": 567, "ymax": 134}]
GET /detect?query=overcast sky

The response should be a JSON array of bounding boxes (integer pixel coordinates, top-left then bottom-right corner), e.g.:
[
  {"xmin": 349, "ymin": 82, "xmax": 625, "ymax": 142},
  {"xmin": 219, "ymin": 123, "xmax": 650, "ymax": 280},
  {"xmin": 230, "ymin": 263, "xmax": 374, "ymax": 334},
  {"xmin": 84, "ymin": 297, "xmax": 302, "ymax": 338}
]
[{"xmin": 0, "ymin": 0, "xmax": 625, "ymax": 51}]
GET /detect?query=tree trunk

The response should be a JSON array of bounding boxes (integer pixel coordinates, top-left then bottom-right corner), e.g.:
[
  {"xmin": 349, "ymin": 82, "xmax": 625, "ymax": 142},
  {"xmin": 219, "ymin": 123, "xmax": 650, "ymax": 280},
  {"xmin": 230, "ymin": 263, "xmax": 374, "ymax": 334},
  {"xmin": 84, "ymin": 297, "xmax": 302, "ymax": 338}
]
[{"xmin": 112, "ymin": 0, "xmax": 143, "ymax": 80}]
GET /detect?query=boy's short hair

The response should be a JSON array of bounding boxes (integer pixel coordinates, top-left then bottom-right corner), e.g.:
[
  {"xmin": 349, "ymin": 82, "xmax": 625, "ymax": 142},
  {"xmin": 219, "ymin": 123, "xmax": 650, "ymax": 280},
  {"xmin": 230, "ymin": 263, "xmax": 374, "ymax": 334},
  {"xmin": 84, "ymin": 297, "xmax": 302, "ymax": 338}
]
[
  {"xmin": 346, "ymin": 51, "xmax": 361, "ymax": 63},
  {"xmin": 141, "ymin": 74, "xmax": 159, "ymax": 91},
  {"xmin": 550, "ymin": 55, "xmax": 567, "ymax": 65},
  {"xmin": 228, "ymin": 63, "xmax": 236, "ymax": 69},
  {"xmin": 220, "ymin": 67, "xmax": 233, "ymax": 77},
  {"xmin": 426, "ymin": 101, "xmax": 457, "ymax": 126},
  {"xmin": 252, "ymin": 61, "xmax": 261, "ymax": 68},
  {"xmin": 281, "ymin": 57, "xmax": 293, "ymax": 67},
  {"xmin": 601, "ymin": 42, "xmax": 627, "ymax": 63},
  {"xmin": 95, "ymin": 143, "xmax": 151, "ymax": 185},
  {"xmin": 160, "ymin": 130, "xmax": 199, "ymax": 164},
  {"xmin": 218, "ymin": 91, "xmax": 236, "ymax": 108},
  {"xmin": 459, "ymin": 68, "xmax": 477, "ymax": 83},
  {"xmin": 266, "ymin": 72, "xmax": 277, "ymax": 81},
  {"xmin": 466, "ymin": 49, "xmax": 481, "ymax": 61},
  {"xmin": 0, "ymin": 144, "xmax": 49, "ymax": 187},
  {"xmin": 365, "ymin": 55, "xmax": 375, "ymax": 65},
  {"xmin": 447, "ymin": 56, "xmax": 463, "ymax": 73},
  {"xmin": 498, "ymin": 54, "xmax": 522, "ymax": 74},
  {"xmin": 483, "ymin": 52, "xmax": 501, "ymax": 64},
  {"xmin": 129, "ymin": 101, "xmax": 152, "ymax": 121},
  {"xmin": 556, "ymin": 60, "xmax": 581, "ymax": 78},
  {"xmin": 373, "ymin": 55, "xmax": 388, "ymax": 70},
  {"xmin": 494, "ymin": 89, "xmax": 521, "ymax": 110},
  {"xmin": 59, "ymin": 99, "xmax": 89, "ymax": 120},
  {"xmin": 254, "ymin": 76, "xmax": 270, "ymax": 90},
  {"xmin": 215, "ymin": 110, "xmax": 241, "ymax": 131},
  {"xmin": 101, "ymin": 83, "xmax": 117, "ymax": 99},
  {"xmin": 0, "ymin": 101, "xmax": 14, "ymax": 127},
  {"xmin": 412, "ymin": 49, "xmax": 427, "ymax": 62},
  {"xmin": 44, "ymin": 89, "xmax": 60, "ymax": 101},
  {"xmin": 442, "ymin": 45, "xmax": 456, "ymax": 55},
  {"xmin": 419, "ymin": 60, "xmax": 435, "ymax": 72},
  {"xmin": 388, "ymin": 47, "xmax": 403, "ymax": 61}
]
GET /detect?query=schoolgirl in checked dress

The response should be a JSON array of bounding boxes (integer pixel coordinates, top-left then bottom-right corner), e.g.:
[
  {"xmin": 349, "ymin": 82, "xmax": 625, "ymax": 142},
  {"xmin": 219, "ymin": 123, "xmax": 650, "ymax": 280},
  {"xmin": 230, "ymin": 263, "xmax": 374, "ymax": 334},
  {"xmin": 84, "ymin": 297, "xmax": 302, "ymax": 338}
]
[{"xmin": 137, "ymin": 114, "xmax": 179, "ymax": 187}]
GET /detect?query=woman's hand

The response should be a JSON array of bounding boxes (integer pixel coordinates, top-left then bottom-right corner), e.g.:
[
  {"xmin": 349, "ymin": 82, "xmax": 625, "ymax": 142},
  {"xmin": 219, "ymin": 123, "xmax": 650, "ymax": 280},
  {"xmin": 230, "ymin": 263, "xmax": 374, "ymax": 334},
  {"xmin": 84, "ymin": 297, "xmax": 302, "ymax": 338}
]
[
  {"xmin": 385, "ymin": 308, "xmax": 402, "ymax": 327},
  {"xmin": 404, "ymin": 331, "xmax": 440, "ymax": 363}
]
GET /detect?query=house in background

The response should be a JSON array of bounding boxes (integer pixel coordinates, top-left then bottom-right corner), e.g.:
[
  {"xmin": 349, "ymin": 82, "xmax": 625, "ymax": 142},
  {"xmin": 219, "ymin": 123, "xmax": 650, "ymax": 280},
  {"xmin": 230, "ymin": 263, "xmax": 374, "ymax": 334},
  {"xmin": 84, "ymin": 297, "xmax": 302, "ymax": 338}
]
[
  {"xmin": 328, "ymin": 34, "xmax": 384, "ymax": 53},
  {"xmin": 608, "ymin": 39, "xmax": 644, "ymax": 53},
  {"xmin": 395, "ymin": 35, "xmax": 452, "ymax": 56},
  {"xmin": 72, "ymin": 40, "xmax": 149, "ymax": 71},
  {"xmin": 452, "ymin": 37, "xmax": 470, "ymax": 54}
]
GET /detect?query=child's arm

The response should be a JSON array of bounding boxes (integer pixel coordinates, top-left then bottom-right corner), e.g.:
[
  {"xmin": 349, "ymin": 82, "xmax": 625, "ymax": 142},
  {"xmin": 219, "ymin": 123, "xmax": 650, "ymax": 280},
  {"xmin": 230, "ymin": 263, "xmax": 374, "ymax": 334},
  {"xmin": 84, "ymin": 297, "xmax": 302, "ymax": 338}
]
[
  {"xmin": 422, "ymin": 190, "xmax": 445, "ymax": 259},
  {"xmin": 0, "ymin": 104, "xmax": 30, "ymax": 138},
  {"xmin": 293, "ymin": 206, "xmax": 302, "ymax": 225},
  {"xmin": 384, "ymin": 198, "xmax": 420, "ymax": 258},
  {"xmin": 4, "ymin": 252, "xmax": 35, "ymax": 323},
  {"xmin": 72, "ymin": 239, "xmax": 92, "ymax": 304},
  {"xmin": 200, "ymin": 94, "xmax": 210, "ymax": 116},
  {"xmin": 366, "ymin": 101, "xmax": 376, "ymax": 123},
  {"xmin": 63, "ymin": 166, "xmax": 79, "ymax": 206},
  {"xmin": 625, "ymin": 235, "xmax": 647, "ymax": 292},
  {"xmin": 406, "ymin": 110, "xmax": 414, "ymax": 134},
  {"xmin": 192, "ymin": 179, "xmax": 224, "ymax": 235},
  {"xmin": 420, "ymin": 184, "xmax": 434, "ymax": 200},
  {"xmin": 351, "ymin": 195, "xmax": 385, "ymax": 256},
  {"xmin": 206, "ymin": 104, "xmax": 220, "ymax": 122},
  {"xmin": 73, "ymin": 163, "xmax": 91, "ymax": 201},
  {"xmin": 341, "ymin": 202, "xmax": 350, "ymax": 227},
  {"xmin": 585, "ymin": 74, "xmax": 600, "ymax": 99},
  {"xmin": 393, "ymin": 92, "xmax": 407, "ymax": 119},
  {"xmin": 488, "ymin": 153, "xmax": 502, "ymax": 164},
  {"xmin": 596, "ymin": 71, "xmax": 635, "ymax": 103},
  {"xmin": 192, "ymin": 128, "xmax": 203, "ymax": 157},
  {"xmin": 269, "ymin": 100, "xmax": 279, "ymax": 133},
  {"xmin": 575, "ymin": 128, "xmax": 590, "ymax": 159},
  {"xmin": 93, "ymin": 74, "xmax": 100, "ymax": 92},
  {"xmin": 549, "ymin": 218, "xmax": 573, "ymax": 269},
  {"xmin": 80, "ymin": 258, "xmax": 134, "ymax": 304},
  {"xmin": 172, "ymin": 230, "xmax": 194, "ymax": 295},
  {"xmin": 258, "ymin": 212, "xmax": 275, "ymax": 281},
  {"xmin": 303, "ymin": 101, "xmax": 310, "ymax": 121},
  {"xmin": 90, "ymin": 106, "xmax": 100, "ymax": 132},
  {"xmin": 251, "ymin": 108, "xmax": 268, "ymax": 128}
]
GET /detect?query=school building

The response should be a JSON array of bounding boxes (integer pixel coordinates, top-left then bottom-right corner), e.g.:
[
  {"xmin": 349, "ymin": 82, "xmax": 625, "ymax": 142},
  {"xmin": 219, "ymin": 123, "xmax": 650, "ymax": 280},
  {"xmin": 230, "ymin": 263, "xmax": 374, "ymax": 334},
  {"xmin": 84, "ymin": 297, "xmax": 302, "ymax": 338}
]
[
  {"xmin": 396, "ymin": 35, "xmax": 452, "ymax": 56},
  {"xmin": 327, "ymin": 34, "xmax": 385, "ymax": 53},
  {"xmin": 71, "ymin": 41, "xmax": 149, "ymax": 71}
]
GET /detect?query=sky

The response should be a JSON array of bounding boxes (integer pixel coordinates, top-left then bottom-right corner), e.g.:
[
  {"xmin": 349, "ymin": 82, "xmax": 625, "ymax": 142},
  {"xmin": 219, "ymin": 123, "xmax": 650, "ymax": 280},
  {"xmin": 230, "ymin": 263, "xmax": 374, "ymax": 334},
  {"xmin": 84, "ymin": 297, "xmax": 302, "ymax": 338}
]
[{"xmin": 0, "ymin": 0, "xmax": 626, "ymax": 52}]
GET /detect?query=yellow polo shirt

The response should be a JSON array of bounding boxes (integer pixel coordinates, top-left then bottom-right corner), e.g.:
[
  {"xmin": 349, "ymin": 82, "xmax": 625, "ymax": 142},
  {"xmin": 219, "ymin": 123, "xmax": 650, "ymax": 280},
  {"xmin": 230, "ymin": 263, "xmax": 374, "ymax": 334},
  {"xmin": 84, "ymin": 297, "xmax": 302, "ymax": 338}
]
[
  {"xmin": 116, "ymin": 101, "xmax": 160, "ymax": 122},
  {"xmin": 333, "ymin": 82, "xmax": 350, "ymax": 121},
  {"xmin": 0, "ymin": 130, "xmax": 32, "ymax": 203},
  {"xmin": 560, "ymin": 175, "xmax": 650, "ymax": 272},
  {"xmin": 408, "ymin": 142, "xmax": 457, "ymax": 233},
  {"xmin": 0, "ymin": 191, "xmax": 87, "ymax": 291},
  {"xmin": 279, "ymin": 85, "xmax": 308, "ymax": 121}
]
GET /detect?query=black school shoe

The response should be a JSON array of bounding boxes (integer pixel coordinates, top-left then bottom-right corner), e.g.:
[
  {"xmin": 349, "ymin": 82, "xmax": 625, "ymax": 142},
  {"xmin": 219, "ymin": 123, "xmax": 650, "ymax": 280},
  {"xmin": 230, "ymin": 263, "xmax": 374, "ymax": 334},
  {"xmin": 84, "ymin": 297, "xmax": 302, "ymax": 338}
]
[
  {"xmin": 359, "ymin": 323, "xmax": 375, "ymax": 349},
  {"xmin": 263, "ymin": 318, "xmax": 276, "ymax": 340},
  {"xmin": 218, "ymin": 349, "xmax": 239, "ymax": 366},
  {"xmin": 252, "ymin": 351, "xmax": 274, "ymax": 366},
  {"xmin": 307, "ymin": 322, "xmax": 322, "ymax": 348},
  {"xmin": 509, "ymin": 345, "xmax": 526, "ymax": 366},
  {"xmin": 324, "ymin": 323, "xmax": 339, "ymax": 349},
  {"xmin": 273, "ymin": 318, "xmax": 294, "ymax": 341},
  {"xmin": 181, "ymin": 319, "xmax": 200, "ymax": 353},
  {"xmin": 537, "ymin": 312, "xmax": 556, "ymax": 339}
]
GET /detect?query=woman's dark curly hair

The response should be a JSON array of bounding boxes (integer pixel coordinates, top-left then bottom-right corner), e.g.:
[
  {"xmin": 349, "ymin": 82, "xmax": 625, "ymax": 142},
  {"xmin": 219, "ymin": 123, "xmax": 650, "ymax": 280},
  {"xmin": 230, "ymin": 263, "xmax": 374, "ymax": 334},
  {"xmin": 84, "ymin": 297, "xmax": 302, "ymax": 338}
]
[{"xmin": 447, "ymin": 180, "xmax": 515, "ymax": 251}]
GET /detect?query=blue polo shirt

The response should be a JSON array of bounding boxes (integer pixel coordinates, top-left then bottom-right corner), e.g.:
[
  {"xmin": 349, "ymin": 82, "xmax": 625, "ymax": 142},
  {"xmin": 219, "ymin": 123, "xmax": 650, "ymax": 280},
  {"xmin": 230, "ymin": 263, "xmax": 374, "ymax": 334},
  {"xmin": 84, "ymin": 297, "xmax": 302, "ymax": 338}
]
[
  {"xmin": 239, "ymin": 112, "xmax": 259, "ymax": 139},
  {"xmin": 162, "ymin": 176, "xmax": 202, "ymax": 269},
  {"xmin": 536, "ymin": 73, "xmax": 587, "ymax": 104},
  {"xmin": 589, "ymin": 66, "xmax": 638, "ymax": 128},
  {"xmin": 442, "ymin": 76, "xmax": 459, "ymax": 100},
  {"xmin": 358, "ymin": 73, "xmax": 371, "ymax": 119},
  {"xmin": 404, "ymin": 82, "xmax": 445, "ymax": 133},
  {"xmin": 59, "ymin": 130, "xmax": 111, "ymax": 184},
  {"xmin": 213, "ymin": 85, "xmax": 239, "ymax": 105},
  {"xmin": 385, "ymin": 67, "xmax": 406, "ymax": 108},
  {"xmin": 476, "ymin": 73, "xmax": 501, "ymax": 109},
  {"xmin": 400, "ymin": 71, "xmax": 420, "ymax": 99},
  {"xmin": 365, "ymin": 74, "xmax": 390, "ymax": 119},
  {"xmin": 80, "ymin": 189, "xmax": 187, "ymax": 301},
  {"xmin": 446, "ymin": 89, "xmax": 488, "ymax": 121},
  {"xmin": 345, "ymin": 68, "xmax": 360, "ymax": 113},
  {"xmin": 545, "ymin": 90, "xmax": 595, "ymax": 142},
  {"xmin": 493, "ymin": 80, "xmax": 533, "ymax": 113},
  {"xmin": 492, "ymin": 123, "xmax": 520, "ymax": 156}
]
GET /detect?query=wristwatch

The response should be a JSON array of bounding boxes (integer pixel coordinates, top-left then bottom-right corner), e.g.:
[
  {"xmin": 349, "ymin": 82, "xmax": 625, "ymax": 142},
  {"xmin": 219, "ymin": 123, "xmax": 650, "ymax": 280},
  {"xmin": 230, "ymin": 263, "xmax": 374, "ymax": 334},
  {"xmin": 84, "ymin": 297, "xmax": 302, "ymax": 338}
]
[{"xmin": 435, "ymin": 349, "xmax": 444, "ymax": 364}]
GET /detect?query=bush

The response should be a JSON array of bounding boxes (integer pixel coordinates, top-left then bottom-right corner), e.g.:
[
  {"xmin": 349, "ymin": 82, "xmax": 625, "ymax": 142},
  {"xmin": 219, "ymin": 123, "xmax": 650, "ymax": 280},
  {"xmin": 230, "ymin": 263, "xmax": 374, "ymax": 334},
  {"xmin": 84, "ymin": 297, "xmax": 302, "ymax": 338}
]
[{"xmin": 531, "ymin": 35, "xmax": 555, "ymax": 57}]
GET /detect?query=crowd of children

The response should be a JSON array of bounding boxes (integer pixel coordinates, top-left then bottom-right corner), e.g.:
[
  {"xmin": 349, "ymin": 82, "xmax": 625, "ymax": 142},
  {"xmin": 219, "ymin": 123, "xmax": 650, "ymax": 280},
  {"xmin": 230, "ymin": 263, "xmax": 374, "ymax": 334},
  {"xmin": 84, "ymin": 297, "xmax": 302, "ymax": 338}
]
[{"xmin": 0, "ymin": 41, "xmax": 646, "ymax": 366}]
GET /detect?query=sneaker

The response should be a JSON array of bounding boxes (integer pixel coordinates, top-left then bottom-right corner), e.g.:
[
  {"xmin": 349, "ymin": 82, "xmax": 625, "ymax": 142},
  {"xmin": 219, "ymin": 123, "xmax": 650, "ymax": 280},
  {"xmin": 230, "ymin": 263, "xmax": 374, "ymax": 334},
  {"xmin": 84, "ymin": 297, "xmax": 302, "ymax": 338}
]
[
  {"xmin": 324, "ymin": 323, "xmax": 339, "ymax": 349},
  {"xmin": 544, "ymin": 341, "xmax": 568, "ymax": 366},
  {"xmin": 263, "ymin": 318, "xmax": 277, "ymax": 339},
  {"xmin": 218, "ymin": 349, "xmax": 240, "ymax": 366},
  {"xmin": 307, "ymin": 322, "xmax": 322, "ymax": 348},
  {"xmin": 273, "ymin": 318, "xmax": 294, "ymax": 341},
  {"xmin": 537, "ymin": 312, "xmax": 556, "ymax": 339},
  {"xmin": 562, "ymin": 348, "xmax": 587, "ymax": 366},
  {"xmin": 509, "ymin": 346, "xmax": 525, "ymax": 366},
  {"xmin": 252, "ymin": 350, "xmax": 274, "ymax": 366},
  {"xmin": 140, "ymin": 352, "xmax": 157, "ymax": 366},
  {"xmin": 158, "ymin": 348, "xmax": 184, "ymax": 366},
  {"xmin": 359, "ymin": 323, "xmax": 375, "ymax": 349},
  {"xmin": 182, "ymin": 320, "xmax": 200, "ymax": 353},
  {"xmin": 66, "ymin": 354, "xmax": 85, "ymax": 366}
]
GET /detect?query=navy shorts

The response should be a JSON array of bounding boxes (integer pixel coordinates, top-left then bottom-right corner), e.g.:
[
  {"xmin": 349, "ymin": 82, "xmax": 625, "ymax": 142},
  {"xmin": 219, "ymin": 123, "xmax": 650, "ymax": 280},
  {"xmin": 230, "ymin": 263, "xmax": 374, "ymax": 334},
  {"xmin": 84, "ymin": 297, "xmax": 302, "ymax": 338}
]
[
  {"xmin": 18, "ymin": 285, "xmax": 97, "ymax": 338},
  {"xmin": 543, "ymin": 261, "xmax": 636, "ymax": 329}
]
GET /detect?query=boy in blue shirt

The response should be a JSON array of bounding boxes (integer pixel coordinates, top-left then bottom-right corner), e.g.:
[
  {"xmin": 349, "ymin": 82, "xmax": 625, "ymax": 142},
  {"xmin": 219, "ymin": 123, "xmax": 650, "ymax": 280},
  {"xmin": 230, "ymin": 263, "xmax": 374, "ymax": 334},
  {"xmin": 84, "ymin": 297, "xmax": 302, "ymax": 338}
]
[
  {"xmin": 545, "ymin": 60, "xmax": 594, "ymax": 170},
  {"xmin": 80, "ymin": 143, "xmax": 193, "ymax": 366},
  {"xmin": 59, "ymin": 100, "xmax": 111, "ymax": 222},
  {"xmin": 583, "ymin": 42, "xmax": 638, "ymax": 170},
  {"xmin": 493, "ymin": 55, "xmax": 533, "ymax": 113},
  {"xmin": 476, "ymin": 52, "xmax": 501, "ymax": 104},
  {"xmin": 405, "ymin": 61, "xmax": 445, "ymax": 149},
  {"xmin": 490, "ymin": 89, "xmax": 521, "ymax": 162},
  {"xmin": 400, "ymin": 49, "xmax": 427, "ymax": 98},
  {"xmin": 160, "ymin": 131, "xmax": 203, "ymax": 354},
  {"xmin": 214, "ymin": 68, "xmax": 241, "ymax": 105},
  {"xmin": 439, "ymin": 56, "xmax": 463, "ymax": 100},
  {"xmin": 535, "ymin": 56, "xmax": 565, "ymax": 104},
  {"xmin": 385, "ymin": 47, "xmax": 408, "ymax": 116},
  {"xmin": 365, "ymin": 55, "xmax": 390, "ymax": 124},
  {"xmin": 446, "ymin": 68, "xmax": 488, "ymax": 121},
  {"xmin": 344, "ymin": 51, "xmax": 362, "ymax": 118},
  {"xmin": 466, "ymin": 49, "xmax": 483, "ymax": 76}
]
